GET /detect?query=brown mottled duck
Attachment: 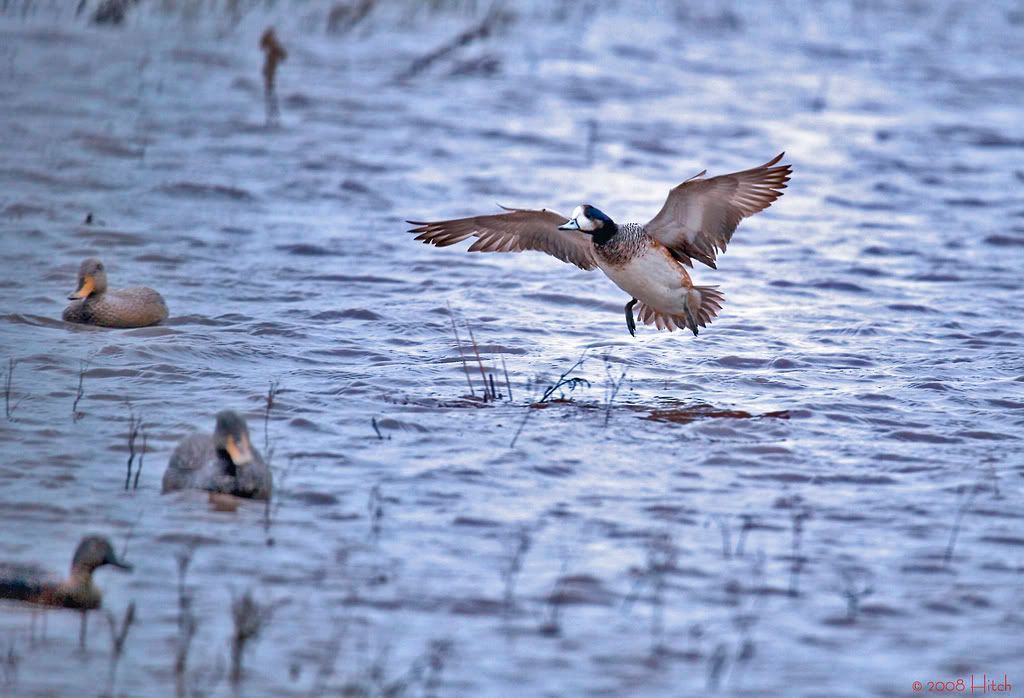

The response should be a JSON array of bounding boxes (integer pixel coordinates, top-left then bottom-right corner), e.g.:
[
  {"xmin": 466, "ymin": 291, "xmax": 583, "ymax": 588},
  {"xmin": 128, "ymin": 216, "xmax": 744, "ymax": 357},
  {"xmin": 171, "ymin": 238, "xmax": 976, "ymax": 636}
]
[
  {"xmin": 62, "ymin": 257, "xmax": 168, "ymax": 328},
  {"xmin": 162, "ymin": 410, "xmax": 273, "ymax": 501},
  {"xmin": 0, "ymin": 535, "xmax": 132, "ymax": 611}
]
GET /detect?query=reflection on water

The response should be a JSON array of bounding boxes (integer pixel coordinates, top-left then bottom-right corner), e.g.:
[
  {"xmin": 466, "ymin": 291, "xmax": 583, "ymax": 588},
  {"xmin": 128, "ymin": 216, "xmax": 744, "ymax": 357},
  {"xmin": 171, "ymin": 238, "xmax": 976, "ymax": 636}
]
[{"xmin": 1, "ymin": 1, "xmax": 1023, "ymax": 696}]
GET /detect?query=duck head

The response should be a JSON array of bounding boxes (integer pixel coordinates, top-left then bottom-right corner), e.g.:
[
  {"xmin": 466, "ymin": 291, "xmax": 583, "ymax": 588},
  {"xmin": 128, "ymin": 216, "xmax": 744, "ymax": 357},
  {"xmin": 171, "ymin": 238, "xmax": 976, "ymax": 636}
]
[
  {"xmin": 558, "ymin": 205, "xmax": 617, "ymax": 243},
  {"xmin": 214, "ymin": 410, "xmax": 254, "ymax": 470},
  {"xmin": 71, "ymin": 536, "xmax": 133, "ymax": 576},
  {"xmin": 67, "ymin": 258, "xmax": 108, "ymax": 300}
]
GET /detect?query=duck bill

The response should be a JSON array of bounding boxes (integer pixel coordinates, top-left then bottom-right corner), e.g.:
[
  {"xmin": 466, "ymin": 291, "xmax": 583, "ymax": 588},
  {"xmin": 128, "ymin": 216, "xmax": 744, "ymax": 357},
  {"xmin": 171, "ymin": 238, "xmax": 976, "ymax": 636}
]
[
  {"xmin": 557, "ymin": 219, "xmax": 579, "ymax": 231},
  {"xmin": 106, "ymin": 552, "xmax": 133, "ymax": 571},
  {"xmin": 225, "ymin": 434, "xmax": 254, "ymax": 466},
  {"xmin": 68, "ymin": 276, "xmax": 94, "ymax": 300}
]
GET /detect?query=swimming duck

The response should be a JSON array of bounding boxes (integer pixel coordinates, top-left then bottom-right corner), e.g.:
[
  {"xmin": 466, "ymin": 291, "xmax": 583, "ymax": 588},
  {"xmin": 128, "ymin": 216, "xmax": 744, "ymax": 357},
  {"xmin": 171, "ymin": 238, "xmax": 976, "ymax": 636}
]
[
  {"xmin": 162, "ymin": 410, "xmax": 272, "ymax": 501},
  {"xmin": 0, "ymin": 536, "xmax": 132, "ymax": 610},
  {"xmin": 62, "ymin": 257, "xmax": 168, "ymax": 328},
  {"xmin": 408, "ymin": 153, "xmax": 791, "ymax": 336}
]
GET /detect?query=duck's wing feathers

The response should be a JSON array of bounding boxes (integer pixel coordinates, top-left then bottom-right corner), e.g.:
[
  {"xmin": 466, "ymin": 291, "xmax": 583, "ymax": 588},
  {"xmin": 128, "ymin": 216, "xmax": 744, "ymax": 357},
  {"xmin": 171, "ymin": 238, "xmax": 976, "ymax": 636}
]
[
  {"xmin": 645, "ymin": 153, "xmax": 791, "ymax": 269},
  {"xmin": 407, "ymin": 207, "xmax": 598, "ymax": 271},
  {"xmin": 161, "ymin": 433, "xmax": 215, "ymax": 493},
  {"xmin": 0, "ymin": 563, "xmax": 50, "ymax": 601}
]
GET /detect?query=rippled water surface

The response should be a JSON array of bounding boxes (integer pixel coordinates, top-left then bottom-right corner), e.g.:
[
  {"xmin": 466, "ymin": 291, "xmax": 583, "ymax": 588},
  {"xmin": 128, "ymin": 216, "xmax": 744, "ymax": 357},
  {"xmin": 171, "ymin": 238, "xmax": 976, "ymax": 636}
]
[{"xmin": 1, "ymin": 2, "xmax": 1023, "ymax": 696}]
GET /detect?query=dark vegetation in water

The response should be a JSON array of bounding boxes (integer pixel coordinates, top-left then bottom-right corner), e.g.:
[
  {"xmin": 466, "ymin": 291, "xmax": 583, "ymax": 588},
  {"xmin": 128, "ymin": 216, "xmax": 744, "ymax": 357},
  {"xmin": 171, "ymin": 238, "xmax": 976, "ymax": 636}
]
[
  {"xmin": 123, "ymin": 408, "xmax": 146, "ymax": 491},
  {"xmin": 259, "ymin": 27, "xmax": 286, "ymax": 126},
  {"xmin": 104, "ymin": 600, "xmax": 136, "ymax": 691},
  {"xmin": 71, "ymin": 356, "xmax": 88, "ymax": 422},
  {"xmin": 2, "ymin": 358, "xmax": 20, "ymax": 420},
  {"xmin": 396, "ymin": 4, "xmax": 509, "ymax": 82},
  {"xmin": 645, "ymin": 404, "xmax": 791, "ymax": 424},
  {"xmin": 229, "ymin": 589, "xmax": 281, "ymax": 684}
]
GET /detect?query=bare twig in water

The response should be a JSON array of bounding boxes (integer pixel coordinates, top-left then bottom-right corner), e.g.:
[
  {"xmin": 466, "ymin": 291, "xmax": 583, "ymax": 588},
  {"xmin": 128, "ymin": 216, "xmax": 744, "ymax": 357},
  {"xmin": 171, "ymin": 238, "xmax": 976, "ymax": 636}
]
[
  {"xmin": 645, "ymin": 532, "xmax": 678, "ymax": 653},
  {"xmin": 422, "ymin": 638, "xmax": 453, "ymax": 698},
  {"xmin": 735, "ymin": 514, "xmax": 755, "ymax": 558},
  {"xmin": 986, "ymin": 460, "xmax": 1002, "ymax": 499},
  {"xmin": 3, "ymin": 358, "xmax": 23, "ymax": 420},
  {"xmin": 368, "ymin": 483, "xmax": 384, "ymax": 540},
  {"xmin": 104, "ymin": 601, "xmax": 136, "ymax": 690},
  {"xmin": 2, "ymin": 640, "xmax": 20, "ymax": 688},
  {"xmin": 510, "ymin": 352, "xmax": 589, "ymax": 448},
  {"xmin": 712, "ymin": 515, "xmax": 732, "ymax": 560},
  {"xmin": 787, "ymin": 509, "xmax": 811, "ymax": 597},
  {"xmin": 263, "ymin": 378, "xmax": 280, "ymax": 454},
  {"xmin": 230, "ymin": 590, "xmax": 282, "ymax": 684},
  {"xmin": 464, "ymin": 319, "xmax": 493, "ymax": 401},
  {"xmin": 124, "ymin": 409, "xmax": 144, "ymax": 491},
  {"xmin": 2, "ymin": 359, "xmax": 12, "ymax": 419},
  {"xmin": 501, "ymin": 355, "xmax": 513, "ymax": 401},
  {"xmin": 259, "ymin": 28, "xmax": 287, "ymax": 126},
  {"xmin": 621, "ymin": 531, "xmax": 679, "ymax": 654},
  {"xmin": 174, "ymin": 547, "xmax": 199, "ymax": 678},
  {"xmin": 264, "ymin": 454, "xmax": 297, "ymax": 544},
  {"xmin": 944, "ymin": 481, "xmax": 981, "ymax": 565},
  {"xmin": 539, "ymin": 554, "xmax": 570, "ymax": 637},
  {"xmin": 706, "ymin": 642, "xmax": 729, "ymax": 692},
  {"xmin": 371, "ymin": 416, "xmax": 390, "ymax": 441},
  {"xmin": 132, "ymin": 429, "xmax": 146, "ymax": 491},
  {"xmin": 447, "ymin": 302, "xmax": 475, "ymax": 398},
  {"xmin": 602, "ymin": 354, "xmax": 628, "ymax": 427},
  {"xmin": 397, "ymin": 6, "xmax": 509, "ymax": 81},
  {"xmin": 837, "ymin": 566, "xmax": 874, "ymax": 621},
  {"xmin": 72, "ymin": 357, "xmax": 89, "ymax": 421},
  {"xmin": 120, "ymin": 509, "xmax": 145, "ymax": 562},
  {"xmin": 501, "ymin": 526, "xmax": 532, "ymax": 616}
]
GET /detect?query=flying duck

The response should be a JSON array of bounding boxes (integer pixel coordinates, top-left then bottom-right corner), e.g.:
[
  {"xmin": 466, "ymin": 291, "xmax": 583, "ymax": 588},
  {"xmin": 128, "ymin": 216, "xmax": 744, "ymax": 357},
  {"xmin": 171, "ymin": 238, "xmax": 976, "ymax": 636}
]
[
  {"xmin": 408, "ymin": 153, "xmax": 791, "ymax": 336},
  {"xmin": 0, "ymin": 535, "xmax": 132, "ymax": 610},
  {"xmin": 63, "ymin": 257, "xmax": 168, "ymax": 328},
  {"xmin": 162, "ymin": 410, "xmax": 272, "ymax": 501}
]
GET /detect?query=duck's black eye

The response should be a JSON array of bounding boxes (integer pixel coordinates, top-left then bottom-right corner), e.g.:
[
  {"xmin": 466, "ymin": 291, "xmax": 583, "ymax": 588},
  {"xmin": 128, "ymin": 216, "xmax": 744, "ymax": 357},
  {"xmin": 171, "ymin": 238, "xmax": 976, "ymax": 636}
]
[{"xmin": 95, "ymin": 263, "xmax": 104, "ymax": 271}]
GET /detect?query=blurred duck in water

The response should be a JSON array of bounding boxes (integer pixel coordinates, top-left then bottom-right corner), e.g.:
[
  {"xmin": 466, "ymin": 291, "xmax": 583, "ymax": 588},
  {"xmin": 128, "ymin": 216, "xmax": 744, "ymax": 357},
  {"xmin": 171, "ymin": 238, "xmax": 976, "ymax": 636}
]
[
  {"xmin": 162, "ymin": 410, "xmax": 272, "ymax": 501},
  {"xmin": 0, "ymin": 536, "xmax": 132, "ymax": 610},
  {"xmin": 62, "ymin": 257, "xmax": 168, "ymax": 328}
]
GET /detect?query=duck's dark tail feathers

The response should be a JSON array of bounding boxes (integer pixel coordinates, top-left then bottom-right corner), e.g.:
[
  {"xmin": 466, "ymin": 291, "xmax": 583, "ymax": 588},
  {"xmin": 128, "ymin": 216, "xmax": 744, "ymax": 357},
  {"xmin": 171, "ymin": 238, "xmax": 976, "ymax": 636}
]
[
  {"xmin": 686, "ymin": 286, "xmax": 725, "ymax": 335},
  {"xmin": 634, "ymin": 286, "xmax": 725, "ymax": 336}
]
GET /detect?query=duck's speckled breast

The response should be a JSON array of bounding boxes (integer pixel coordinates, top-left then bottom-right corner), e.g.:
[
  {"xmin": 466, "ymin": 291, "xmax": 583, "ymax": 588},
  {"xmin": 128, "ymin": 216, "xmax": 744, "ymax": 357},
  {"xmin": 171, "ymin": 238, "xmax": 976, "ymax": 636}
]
[{"xmin": 593, "ymin": 223, "xmax": 650, "ymax": 268}]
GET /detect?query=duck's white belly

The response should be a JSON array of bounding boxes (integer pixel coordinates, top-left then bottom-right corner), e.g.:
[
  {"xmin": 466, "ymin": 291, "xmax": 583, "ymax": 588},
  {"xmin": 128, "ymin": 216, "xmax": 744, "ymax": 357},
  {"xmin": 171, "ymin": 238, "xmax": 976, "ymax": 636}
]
[{"xmin": 599, "ymin": 246, "xmax": 689, "ymax": 312}]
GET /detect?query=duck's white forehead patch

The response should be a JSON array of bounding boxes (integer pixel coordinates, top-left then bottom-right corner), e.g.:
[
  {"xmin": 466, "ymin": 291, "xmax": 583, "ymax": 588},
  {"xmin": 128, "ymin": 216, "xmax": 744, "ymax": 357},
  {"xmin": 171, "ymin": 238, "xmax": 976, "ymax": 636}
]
[
  {"xmin": 571, "ymin": 205, "xmax": 584, "ymax": 219},
  {"xmin": 575, "ymin": 206, "xmax": 599, "ymax": 232}
]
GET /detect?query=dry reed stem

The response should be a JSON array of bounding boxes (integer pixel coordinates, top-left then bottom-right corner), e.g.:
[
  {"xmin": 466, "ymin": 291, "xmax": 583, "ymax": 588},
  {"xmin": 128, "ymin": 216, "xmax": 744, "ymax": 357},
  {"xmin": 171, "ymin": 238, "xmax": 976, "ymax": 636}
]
[
  {"xmin": 72, "ymin": 357, "xmax": 88, "ymax": 421},
  {"xmin": 464, "ymin": 319, "xmax": 492, "ymax": 400},
  {"xmin": 447, "ymin": 302, "xmax": 475, "ymax": 397},
  {"xmin": 510, "ymin": 352, "xmax": 587, "ymax": 448},
  {"xmin": 124, "ymin": 409, "xmax": 144, "ymax": 490}
]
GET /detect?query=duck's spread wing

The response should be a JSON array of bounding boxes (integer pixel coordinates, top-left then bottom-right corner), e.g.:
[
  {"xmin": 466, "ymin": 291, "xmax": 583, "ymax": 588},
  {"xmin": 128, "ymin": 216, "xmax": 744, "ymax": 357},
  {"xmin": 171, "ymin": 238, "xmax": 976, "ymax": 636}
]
[
  {"xmin": 645, "ymin": 153, "xmax": 791, "ymax": 269},
  {"xmin": 407, "ymin": 207, "xmax": 598, "ymax": 271}
]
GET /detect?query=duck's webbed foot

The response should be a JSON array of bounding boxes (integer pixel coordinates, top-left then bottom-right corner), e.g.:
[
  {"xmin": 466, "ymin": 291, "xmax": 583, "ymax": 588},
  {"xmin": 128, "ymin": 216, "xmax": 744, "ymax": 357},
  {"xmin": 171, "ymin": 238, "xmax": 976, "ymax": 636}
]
[{"xmin": 624, "ymin": 298, "xmax": 638, "ymax": 337}]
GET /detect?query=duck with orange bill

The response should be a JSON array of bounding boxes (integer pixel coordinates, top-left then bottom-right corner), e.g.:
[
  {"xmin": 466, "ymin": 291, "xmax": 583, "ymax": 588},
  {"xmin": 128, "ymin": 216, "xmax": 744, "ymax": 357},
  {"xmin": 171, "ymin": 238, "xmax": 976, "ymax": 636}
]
[{"xmin": 162, "ymin": 410, "xmax": 273, "ymax": 501}]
